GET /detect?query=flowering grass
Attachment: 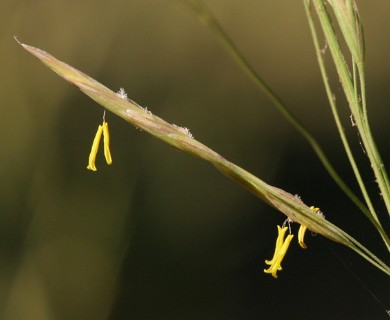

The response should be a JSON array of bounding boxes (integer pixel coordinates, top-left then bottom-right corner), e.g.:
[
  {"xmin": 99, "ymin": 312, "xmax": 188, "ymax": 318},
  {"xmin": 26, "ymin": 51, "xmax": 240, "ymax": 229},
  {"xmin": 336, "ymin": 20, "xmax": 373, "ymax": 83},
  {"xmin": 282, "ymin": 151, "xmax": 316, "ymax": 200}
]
[
  {"xmin": 16, "ymin": 31, "xmax": 390, "ymax": 277},
  {"xmin": 12, "ymin": 13, "xmax": 390, "ymax": 318}
]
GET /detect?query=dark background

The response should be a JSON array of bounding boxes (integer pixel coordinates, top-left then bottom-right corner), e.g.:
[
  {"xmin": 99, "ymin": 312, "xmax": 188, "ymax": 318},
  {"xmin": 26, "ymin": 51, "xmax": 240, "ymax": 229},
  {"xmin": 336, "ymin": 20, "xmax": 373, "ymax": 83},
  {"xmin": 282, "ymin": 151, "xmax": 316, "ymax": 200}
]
[{"xmin": 1, "ymin": 0, "xmax": 390, "ymax": 319}]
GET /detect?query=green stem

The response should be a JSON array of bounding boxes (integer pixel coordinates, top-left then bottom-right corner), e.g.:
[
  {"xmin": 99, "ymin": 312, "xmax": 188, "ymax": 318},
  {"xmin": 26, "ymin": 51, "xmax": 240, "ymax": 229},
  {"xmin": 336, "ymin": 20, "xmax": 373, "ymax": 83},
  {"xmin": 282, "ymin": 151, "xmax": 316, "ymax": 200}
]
[
  {"xmin": 312, "ymin": 0, "xmax": 390, "ymax": 218},
  {"xmin": 357, "ymin": 63, "xmax": 390, "ymax": 198},
  {"xmin": 304, "ymin": 0, "xmax": 390, "ymax": 251}
]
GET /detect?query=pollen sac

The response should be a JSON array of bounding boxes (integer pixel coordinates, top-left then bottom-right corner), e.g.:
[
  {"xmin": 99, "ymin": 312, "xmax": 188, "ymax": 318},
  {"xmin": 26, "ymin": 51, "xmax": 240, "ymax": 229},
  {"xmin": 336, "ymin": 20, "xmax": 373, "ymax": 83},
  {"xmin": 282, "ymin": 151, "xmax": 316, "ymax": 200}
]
[
  {"xmin": 87, "ymin": 124, "xmax": 103, "ymax": 171},
  {"xmin": 86, "ymin": 120, "xmax": 113, "ymax": 171},
  {"xmin": 264, "ymin": 226, "xmax": 294, "ymax": 278},
  {"xmin": 298, "ymin": 225, "xmax": 308, "ymax": 249},
  {"xmin": 298, "ymin": 206, "xmax": 321, "ymax": 249},
  {"xmin": 103, "ymin": 121, "xmax": 112, "ymax": 165}
]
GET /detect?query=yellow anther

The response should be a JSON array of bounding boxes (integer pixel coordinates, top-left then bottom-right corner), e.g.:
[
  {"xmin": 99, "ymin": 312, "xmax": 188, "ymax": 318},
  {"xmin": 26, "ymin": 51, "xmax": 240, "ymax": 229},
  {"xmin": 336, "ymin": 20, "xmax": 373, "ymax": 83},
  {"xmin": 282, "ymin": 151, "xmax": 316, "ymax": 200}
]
[
  {"xmin": 264, "ymin": 206, "xmax": 322, "ymax": 278},
  {"xmin": 298, "ymin": 206, "xmax": 320, "ymax": 249},
  {"xmin": 103, "ymin": 121, "xmax": 112, "ymax": 165},
  {"xmin": 87, "ymin": 124, "xmax": 103, "ymax": 171},
  {"xmin": 264, "ymin": 226, "xmax": 294, "ymax": 279},
  {"xmin": 86, "ymin": 120, "xmax": 113, "ymax": 171},
  {"xmin": 298, "ymin": 225, "xmax": 308, "ymax": 249},
  {"xmin": 265, "ymin": 225, "xmax": 288, "ymax": 267}
]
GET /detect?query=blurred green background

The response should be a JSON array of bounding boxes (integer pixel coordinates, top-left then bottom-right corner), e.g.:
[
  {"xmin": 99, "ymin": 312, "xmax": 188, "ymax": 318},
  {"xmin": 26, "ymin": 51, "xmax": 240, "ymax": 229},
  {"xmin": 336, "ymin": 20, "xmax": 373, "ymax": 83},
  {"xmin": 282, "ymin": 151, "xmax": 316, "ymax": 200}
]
[{"xmin": 1, "ymin": 0, "xmax": 390, "ymax": 319}]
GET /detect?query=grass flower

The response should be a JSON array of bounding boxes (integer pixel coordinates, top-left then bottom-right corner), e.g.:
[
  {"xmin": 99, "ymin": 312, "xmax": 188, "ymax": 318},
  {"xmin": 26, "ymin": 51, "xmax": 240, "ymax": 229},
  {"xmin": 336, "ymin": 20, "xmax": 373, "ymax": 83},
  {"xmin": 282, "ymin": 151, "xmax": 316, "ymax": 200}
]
[
  {"xmin": 265, "ymin": 206, "xmax": 322, "ymax": 277},
  {"xmin": 18, "ymin": 38, "xmax": 390, "ymax": 277}
]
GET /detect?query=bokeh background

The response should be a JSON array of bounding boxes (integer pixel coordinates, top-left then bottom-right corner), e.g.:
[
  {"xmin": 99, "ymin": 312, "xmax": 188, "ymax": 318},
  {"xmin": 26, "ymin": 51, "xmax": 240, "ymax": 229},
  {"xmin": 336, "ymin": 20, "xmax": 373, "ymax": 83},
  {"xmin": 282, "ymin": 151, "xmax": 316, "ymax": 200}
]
[{"xmin": 1, "ymin": 0, "xmax": 390, "ymax": 319}]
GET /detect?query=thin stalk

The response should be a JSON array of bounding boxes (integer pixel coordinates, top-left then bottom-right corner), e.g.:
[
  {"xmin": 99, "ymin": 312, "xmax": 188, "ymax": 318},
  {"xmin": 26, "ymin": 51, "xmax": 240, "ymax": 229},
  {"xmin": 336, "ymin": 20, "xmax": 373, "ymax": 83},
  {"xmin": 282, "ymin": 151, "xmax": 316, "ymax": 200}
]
[
  {"xmin": 352, "ymin": 62, "xmax": 359, "ymax": 110},
  {"xmin": 358, "ymin": 61, "xmax": 390, "ymax": 211},
  {"xmin": 312, "ymin": 0, "xmax": 390, "ymax": 217},
  {"xmin": 304, "ymin": 0, "xmax": 389, "ymax": 250},
  {"xmin": 172, "ymin": 0, "xmax": 370, "ymax": 219},
  {"xmin": 357, "ymin": 63, "xmax": 390, "ymax": 197},
  {"xmin": 357, "ymin": 64, "xmax": 368, "ymax": 122}
]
